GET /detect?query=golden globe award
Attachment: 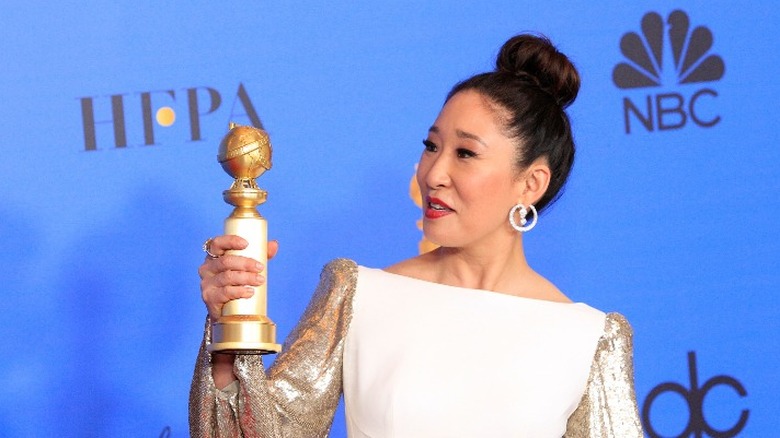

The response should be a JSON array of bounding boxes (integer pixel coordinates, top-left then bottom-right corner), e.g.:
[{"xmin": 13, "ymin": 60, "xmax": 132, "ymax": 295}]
[{"xmin": 207, "ymin": 123, "xmax": 282, "ymax": 354}]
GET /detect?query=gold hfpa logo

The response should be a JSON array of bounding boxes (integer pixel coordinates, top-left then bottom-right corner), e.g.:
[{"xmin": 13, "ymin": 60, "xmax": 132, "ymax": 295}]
[{"xmin": 409, "ymin": 166, "xmax": 438, "ymax": 254}]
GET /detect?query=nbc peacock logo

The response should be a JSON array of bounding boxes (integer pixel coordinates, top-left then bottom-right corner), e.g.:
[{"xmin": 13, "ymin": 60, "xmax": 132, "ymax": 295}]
[{"xmin": 613, "ymin": 10, "xmax": 725, "ymax": 134}]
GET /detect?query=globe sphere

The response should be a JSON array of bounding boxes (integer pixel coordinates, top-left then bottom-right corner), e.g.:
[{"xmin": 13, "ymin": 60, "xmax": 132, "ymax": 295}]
[{"xmin": 217, "ymin": 125, "xmax": 272, "ymax": 180}]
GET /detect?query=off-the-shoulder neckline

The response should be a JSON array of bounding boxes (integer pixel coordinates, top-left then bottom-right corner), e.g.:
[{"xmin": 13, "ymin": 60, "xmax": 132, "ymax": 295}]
[{"xmin": 357, "ymin": 265, "xmax": 584, "ymax": 307}]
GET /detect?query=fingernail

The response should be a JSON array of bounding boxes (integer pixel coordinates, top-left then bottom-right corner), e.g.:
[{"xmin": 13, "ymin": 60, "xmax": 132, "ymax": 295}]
[
  {"xmin": 256, "ymin": 262, "xmax": 264, "ymax": 271},
  {"xmin": 245, "ymin": 287, "xmax": 255, "ymax": 296},
  {"xmin": 256, "ymin": 273, "xmax": 264, "ymax": 282}
]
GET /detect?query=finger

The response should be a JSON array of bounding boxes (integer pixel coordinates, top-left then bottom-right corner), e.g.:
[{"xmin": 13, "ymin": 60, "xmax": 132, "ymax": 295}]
[
  {"xmin": 199, "ymin": 255, "xmax": 264, "ymax": 284},
  {"xmin": 211, "ymin": 269, "xmax": 266, "ymax": 288},
  {"xmin": 268, "ymin": 240, "xmax": 279, "ymax": 260},
  {"xmin": 215, "ymin": 254, "xmax": 264, "ymax": 273},
  {"xmin": 204, "ymin": 286, "xmax": 255, "ymax": 320},
  {"xmin": 202, "ymin": 283, "xmax": 254, "ymax": 304},
  {"xmin": 198, "ymin": 262, "xmax": 214, "ymax": 279},
  {"xmin": 199, "ymin": 257, "xmax": 236, "ymax": 280},
  {"xmin": 209, "ymin": 235, "xmax": 249, "ymax": 256},
  {"xmin": 219, "ymin": 285, "xmax": 255, "ymax": 300}
]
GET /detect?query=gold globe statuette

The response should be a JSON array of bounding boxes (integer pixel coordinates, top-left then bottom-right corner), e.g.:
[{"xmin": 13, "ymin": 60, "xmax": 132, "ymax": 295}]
[{"xmin": 208, "ymin": 122, "xmax": 281, "ymax": 354}]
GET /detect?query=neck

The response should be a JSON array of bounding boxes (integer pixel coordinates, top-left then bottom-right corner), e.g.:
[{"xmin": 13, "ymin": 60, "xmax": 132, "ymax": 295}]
[{"xmin": 429, "ymin": 233, "xmax": 531, "ymax": 292}]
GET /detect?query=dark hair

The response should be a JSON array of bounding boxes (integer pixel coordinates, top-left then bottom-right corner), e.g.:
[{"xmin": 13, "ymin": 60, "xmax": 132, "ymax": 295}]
[{"xmin": 447, "ymin": 34, "xmax": 580, "ymax": 212}]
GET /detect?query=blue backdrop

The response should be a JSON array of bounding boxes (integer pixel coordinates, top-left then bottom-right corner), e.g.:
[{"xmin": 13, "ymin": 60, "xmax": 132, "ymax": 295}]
[{"xmin": 1, "ymin": 2, "xmax": 776, "ymax": 436}]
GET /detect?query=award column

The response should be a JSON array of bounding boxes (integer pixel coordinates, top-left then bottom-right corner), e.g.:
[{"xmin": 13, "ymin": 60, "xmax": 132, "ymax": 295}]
[{"xmin": 208, "ymin": 123, "xmax": 281, "ymax": 355}]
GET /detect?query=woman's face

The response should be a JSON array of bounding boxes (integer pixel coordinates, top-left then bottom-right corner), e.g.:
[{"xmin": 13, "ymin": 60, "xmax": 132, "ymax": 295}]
[{"xmin": 417, "ymin": 90, "xmax": 524, "ymax": 249}]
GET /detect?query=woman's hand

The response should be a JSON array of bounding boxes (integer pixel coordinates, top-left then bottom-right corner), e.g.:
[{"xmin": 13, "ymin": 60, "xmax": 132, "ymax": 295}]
[{"xmin": 198, "ymin": 235, "xmax": 279, "ymax": 321}]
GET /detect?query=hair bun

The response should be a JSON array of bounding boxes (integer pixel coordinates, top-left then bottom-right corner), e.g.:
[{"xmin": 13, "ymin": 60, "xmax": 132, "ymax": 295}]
[{"xmin": 495, "ymin": 34, "xmax": 580, "ymax": 108}]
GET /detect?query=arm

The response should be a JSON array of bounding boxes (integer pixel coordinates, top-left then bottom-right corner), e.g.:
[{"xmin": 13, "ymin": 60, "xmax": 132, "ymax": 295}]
[
  {"xmin": 564, "ymin": 313, "xmax": 644, "ymax": 438},
  {"xmin": 189, "ymin": 259, "xmax": 359, "ymax": 438}
]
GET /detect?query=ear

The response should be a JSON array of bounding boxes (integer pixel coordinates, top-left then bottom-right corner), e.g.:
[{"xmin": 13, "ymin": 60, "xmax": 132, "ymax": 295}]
[{"xmin": 515, "ymin": 158, "xmax": 551, "ymax": 206}]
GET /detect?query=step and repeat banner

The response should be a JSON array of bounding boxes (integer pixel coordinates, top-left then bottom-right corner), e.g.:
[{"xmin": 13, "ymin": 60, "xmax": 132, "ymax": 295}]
[{"xmin": 1, "ymin": 2, "xmax": 776, "ymax": 437}]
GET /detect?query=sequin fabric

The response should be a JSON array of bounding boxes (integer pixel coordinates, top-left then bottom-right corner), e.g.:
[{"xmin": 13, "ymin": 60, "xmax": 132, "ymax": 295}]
[
  {"xmin": 189, "ymin": 259, "xmax": 358, "ymax": 438},
  {"xmin": 189, "ymin": 259, "xmax": 643, "ymax": 437},
  {"xmin": 564, "ymin": 313, "xmax": 644, "ymax": 437}
]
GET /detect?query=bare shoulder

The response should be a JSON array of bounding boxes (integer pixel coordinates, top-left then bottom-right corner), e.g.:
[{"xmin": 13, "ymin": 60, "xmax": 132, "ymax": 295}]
[
  {"xmin": 522, "ymin": 270, "xmax": 573, "ymax": 304},
  {"xmin": 384, "ymin": 253, "xmax": 436, "ymax": 281}
]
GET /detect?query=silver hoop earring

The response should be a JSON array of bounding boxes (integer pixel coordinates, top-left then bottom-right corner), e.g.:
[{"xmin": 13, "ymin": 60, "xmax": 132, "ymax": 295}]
[{"xmin": 508, "ymin": 203, "xmax": 538, "ymax": 232}]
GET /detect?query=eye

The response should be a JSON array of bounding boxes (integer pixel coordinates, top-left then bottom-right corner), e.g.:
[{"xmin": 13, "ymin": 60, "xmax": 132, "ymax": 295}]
[
  {"xmin": 456, "ymin": 148, "xmax": 477, "ymax": 159},
  {"xmin": 422, "ymin": 139, "xmax": 437, "ymax": 152}
]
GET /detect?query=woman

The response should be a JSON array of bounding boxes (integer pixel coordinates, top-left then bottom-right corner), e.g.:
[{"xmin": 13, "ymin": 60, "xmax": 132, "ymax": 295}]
[{"xmin": 191, "ymin": 34, "xmax": 643, "ymax": 437}]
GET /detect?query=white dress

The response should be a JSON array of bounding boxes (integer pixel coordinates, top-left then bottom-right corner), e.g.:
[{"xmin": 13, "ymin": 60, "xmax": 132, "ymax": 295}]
[
  {"xmin": 189, "ymin": 259, "xmax": 643, "ymax": 437},
  {"xmin": 344, "ymin": 267, "xmax": 606, "ymax": 437}
]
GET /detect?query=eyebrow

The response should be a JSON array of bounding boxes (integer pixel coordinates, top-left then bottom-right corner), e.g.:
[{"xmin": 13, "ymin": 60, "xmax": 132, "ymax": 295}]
[{"xmin": 428, "ymin": 126, "xmax": 488, "ymax": 147}]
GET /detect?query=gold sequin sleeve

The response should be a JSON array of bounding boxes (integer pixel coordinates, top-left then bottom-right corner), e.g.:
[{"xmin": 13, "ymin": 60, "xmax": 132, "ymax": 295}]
[
  {"xmin": 564, "ymin": 312, "xmax": 644, "ymax": 437},
  {"xmin": 189, "ymin": 259, "xmax": 358, "ymax": 438}
]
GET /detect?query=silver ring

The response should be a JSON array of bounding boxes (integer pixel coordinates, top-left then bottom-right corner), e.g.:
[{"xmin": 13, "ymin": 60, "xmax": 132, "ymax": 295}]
[{"xmin": 202, "ymin": 238, "xmax": 219, "ymax": 259}]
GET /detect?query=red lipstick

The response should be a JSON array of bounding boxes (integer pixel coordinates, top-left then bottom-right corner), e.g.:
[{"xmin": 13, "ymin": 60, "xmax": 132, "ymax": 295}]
[{"xmin": 424, "ymin": 196, "xmax": 453, "ymax": 219}]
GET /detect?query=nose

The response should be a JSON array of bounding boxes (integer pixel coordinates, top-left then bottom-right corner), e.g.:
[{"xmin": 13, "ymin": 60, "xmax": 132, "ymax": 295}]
[{"xmin": 421, "ymin": 152, "xmax": 451, "ymax": 189}]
